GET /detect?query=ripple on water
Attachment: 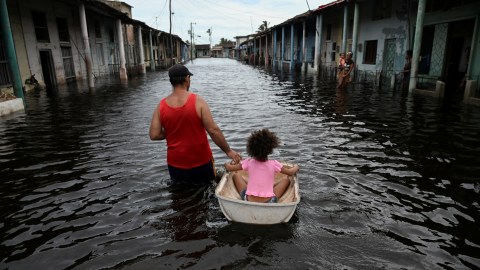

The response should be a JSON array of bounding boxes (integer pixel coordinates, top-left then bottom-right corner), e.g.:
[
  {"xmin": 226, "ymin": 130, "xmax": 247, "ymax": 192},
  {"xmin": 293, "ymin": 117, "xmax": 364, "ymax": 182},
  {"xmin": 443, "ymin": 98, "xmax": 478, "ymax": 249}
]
[{"xmin": 1, "ymin": 58, "xmax": 479, "ymax": 269}]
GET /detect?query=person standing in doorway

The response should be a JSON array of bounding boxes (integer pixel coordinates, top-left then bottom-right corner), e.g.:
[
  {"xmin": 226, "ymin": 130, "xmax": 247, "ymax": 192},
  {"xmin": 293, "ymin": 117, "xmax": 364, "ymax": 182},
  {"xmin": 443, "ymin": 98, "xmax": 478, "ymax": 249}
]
[
  {"xmin": 149, "ymin": 64, "xmax": 242, "ymax": 185},
  {"xmin": 402, "ymin": 50, "xmax": 413, "ymax": 85}
]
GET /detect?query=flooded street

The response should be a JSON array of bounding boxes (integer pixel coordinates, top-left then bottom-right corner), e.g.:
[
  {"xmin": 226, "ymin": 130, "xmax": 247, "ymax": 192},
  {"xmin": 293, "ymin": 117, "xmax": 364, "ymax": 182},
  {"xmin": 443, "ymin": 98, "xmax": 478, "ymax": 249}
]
[{"xmin": 1, "ymin": 58, "xmax": 479, "ymax": 269}]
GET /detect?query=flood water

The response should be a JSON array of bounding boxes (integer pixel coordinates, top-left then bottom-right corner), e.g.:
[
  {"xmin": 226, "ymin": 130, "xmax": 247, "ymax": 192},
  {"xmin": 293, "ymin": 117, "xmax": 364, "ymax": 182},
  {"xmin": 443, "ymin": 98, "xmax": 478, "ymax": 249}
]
[{"xmin": 1, "ymin": 58, "xmax": 479, "ymax": 269}]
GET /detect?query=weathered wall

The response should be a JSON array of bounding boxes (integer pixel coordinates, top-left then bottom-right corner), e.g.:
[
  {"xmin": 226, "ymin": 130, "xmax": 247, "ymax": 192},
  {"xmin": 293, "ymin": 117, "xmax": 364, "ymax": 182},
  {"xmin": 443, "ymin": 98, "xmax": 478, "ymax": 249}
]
[
  {"xmin": 355, "ymin": 0, "xmax": 409, "ymax": 72},
  {"xmin": 319, "ymin": 8, "xmax": 346, "ymax": 66},
  {"xmin": 7, "ymin": 0, "xmax": 31, "ymax": 88},
  {"xmin": 14, "ymin": 0, "xmax": 123, "ymax": 87},
  {"xmin": 18, "ymin": 0, "xmax": 69, "ymax": 86}
]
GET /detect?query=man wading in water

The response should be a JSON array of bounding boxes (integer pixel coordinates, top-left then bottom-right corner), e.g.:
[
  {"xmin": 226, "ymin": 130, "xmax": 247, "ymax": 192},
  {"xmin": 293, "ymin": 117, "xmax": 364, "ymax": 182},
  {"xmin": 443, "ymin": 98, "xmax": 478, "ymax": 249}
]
[{"xmin": 149, "ymin": 64, "xmax": 242, "ymax": 185}]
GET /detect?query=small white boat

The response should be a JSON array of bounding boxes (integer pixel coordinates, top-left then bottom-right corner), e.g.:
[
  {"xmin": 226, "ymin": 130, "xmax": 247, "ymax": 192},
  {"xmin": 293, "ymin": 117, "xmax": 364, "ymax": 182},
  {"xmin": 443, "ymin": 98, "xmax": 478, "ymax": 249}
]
[{"xmin": 215, "ymin": 165, "xmax": 300, "ymax": 225}]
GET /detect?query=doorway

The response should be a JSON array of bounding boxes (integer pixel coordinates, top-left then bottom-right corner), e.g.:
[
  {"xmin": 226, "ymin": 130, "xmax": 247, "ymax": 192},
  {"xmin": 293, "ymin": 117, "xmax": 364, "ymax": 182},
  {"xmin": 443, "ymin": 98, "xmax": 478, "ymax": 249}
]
[
  {"xmin": 39, "ymin": 50, "xmax": 56, "ymax": 90},
  {"xmin": 445, "ymin": 19, "xmax": 474, "ymax": 93},
  {"xmin": 383, "ymin": 38, "xmax": 396, "ymax": 79}
]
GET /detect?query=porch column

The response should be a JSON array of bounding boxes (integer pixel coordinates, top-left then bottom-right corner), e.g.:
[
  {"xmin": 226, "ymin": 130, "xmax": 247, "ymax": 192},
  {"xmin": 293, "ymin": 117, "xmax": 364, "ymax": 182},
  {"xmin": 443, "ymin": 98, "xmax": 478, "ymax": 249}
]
[
  {"xmin": 302, "ymin": 20, "xmax": 306, "ymax": 71},
  {"xmin": 0, "ymin": 0, "xmax": 24, "ymax": 100},
  {"xmin": 342, "ymin": 4, "xmax": 348, "ymax": 53},
  {"xmin": 79, "ymin": 3, "xmax": 94, "ymax": 89},
  {"xmin": 116, "ymin": 19, "xmax": 127, "ymax": 80},
  {"xmin": 314, "ymin": 14, "xmax": 323, "ymax": 72},
  {"xmin": 281, "ymin": 26, "xmax": 285, "ymax": 64},
  {"xmin": 149, "ymin": 30, "xmax": 155, "ymax": 71},
  {"xmin": 137, "ymin": 26, "xmax": 145, "ymax": 74},
  {"xmin": 273, "ymin": 30, "xmax": 277, "ymax": 68},
  {"xmin": 290, "ymin": 24, "xmax": 294, "ymax": 70},
  {"xmin": 259, "ymin": 35, "xmax": 262, "ymax": 65},
  {"xmin": 467, "ymin": 15, "xmax": 479, "ymax": 78},
  {"xmin": 265, "ymin": 34, "xmax": 268, "ymax": 66},
  {"xmin": 253, "ymin": 37, "xmax": 256, "ymax": 65},
  {"xmin": 352, "ymin": 2, "xmax": 360, "ymax": 62},
  {"xmin": 409, "ymin": 0, "xmax": 426, "ymax": 92}
]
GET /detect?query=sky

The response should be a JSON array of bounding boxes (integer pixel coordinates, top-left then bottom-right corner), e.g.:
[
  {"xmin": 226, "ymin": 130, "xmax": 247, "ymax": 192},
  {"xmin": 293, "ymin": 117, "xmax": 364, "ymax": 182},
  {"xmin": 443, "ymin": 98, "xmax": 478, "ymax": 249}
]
[{"xmin": 122, "ymin": 0, "xmax": 332, "ymax": 45}]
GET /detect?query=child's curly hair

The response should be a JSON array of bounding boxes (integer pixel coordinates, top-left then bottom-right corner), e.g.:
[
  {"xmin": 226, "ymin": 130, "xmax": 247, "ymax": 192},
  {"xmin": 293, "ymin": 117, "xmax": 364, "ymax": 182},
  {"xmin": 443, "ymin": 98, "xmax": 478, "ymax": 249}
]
[{"xmin": 246, "ymin": 128, "xmax": 279, "ymax": 161}]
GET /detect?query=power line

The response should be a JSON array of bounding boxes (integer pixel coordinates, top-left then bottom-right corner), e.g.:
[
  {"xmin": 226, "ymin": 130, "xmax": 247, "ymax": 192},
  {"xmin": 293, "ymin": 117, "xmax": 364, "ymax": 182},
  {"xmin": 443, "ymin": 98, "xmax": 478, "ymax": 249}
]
[
  {"xmin": 200, "ymin": 0, "xmax": 289, "ymax": 20},
  {"xmin": 148, "ymin": 0, "xmax": 168, "ymax": 28}
]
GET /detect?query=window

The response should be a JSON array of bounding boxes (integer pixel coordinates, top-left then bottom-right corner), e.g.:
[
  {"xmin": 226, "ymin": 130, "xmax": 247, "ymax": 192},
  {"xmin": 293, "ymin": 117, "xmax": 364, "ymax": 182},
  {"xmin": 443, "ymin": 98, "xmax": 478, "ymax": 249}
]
[
  {"xmin": 348, "ymin": 19, "xmax": 353, "ymax": 39},
  {"xmin": 108, "ymin": 28, "xmax": 114, "ymax": 42},
  {"xmin": 96, "ymin": 43, "xmax": 105, "ymax": 65},
  {"xmin": 364, "ymin": 40, "xmax": 377, "ymax": 64},
  {"xmin": 326, "ymin": 24, "xmax": 332, "ymax": 40},
  {"xmin": 94, "ymin": 20, "xmax": 102, "ymax": 38},
  {"xmin": 372, "ymin": 0, "xmax": 392, "ymax": 20},
  {"xmin": 32, "ymin": 11, "xmax": 50, "ymax": 42},
  {"xmin": 61, "ymin": 46, "xmax": 75, "ymax": 79},
  {"xmin": 56, "ymin": 18, "xmax": 69, "ymax": 42},
  {"xmin": 0, "ymin": 31, "xmax": 12, "ymax": 86}
]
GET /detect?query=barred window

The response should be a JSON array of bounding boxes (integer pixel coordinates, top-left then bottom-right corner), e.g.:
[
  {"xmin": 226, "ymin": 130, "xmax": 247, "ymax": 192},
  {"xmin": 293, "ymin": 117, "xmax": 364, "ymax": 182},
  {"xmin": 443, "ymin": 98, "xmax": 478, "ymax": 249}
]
[
  {"xmin": 372, "ymin": 0, "xmax": 392, "ymax": 20},
  {"xmin": 95, "ymin": 20, "xmax": 102, "ymax": 39},
  {"xmin": 32, "ymin": 11, "xmax": 50, "ymax": 42},
  {"xmin": 56, "ymin": 18, "xmax": 69, "ymax": 42},
  {"xmin": 364, "ymin": 40, "xmax": 377, "ymax": 64},
  {"xmin": 326, "ymin": 24, "xmax": 332, "ymax": 40},
  {"xmin": 0, "ymin": 31, "xmax": 12, "ymax": 86}
]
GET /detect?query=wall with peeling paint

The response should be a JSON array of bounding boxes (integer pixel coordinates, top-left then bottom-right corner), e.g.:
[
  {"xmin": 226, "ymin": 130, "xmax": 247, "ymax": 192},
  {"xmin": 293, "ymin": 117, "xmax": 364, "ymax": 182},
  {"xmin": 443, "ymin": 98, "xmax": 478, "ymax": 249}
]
[{"xmin": 354, "ymin": 0, "xmax": 410, "ymax": 73}]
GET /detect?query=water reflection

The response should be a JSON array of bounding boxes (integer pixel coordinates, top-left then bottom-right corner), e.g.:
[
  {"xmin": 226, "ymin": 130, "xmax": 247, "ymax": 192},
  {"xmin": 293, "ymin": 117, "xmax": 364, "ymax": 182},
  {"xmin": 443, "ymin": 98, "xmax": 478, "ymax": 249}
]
[
  {"xmin": 0, "ymin": 58, "xmax": 479, "ymax": 269},
  {"xmin": 334, "ymin": 88, "xmax": 348, "ymax": 115}
]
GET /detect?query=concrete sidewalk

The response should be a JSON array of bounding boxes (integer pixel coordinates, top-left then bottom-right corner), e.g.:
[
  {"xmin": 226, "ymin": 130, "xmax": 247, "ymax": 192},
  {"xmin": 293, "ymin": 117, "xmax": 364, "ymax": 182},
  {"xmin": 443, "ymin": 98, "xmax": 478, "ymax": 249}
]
[{"xmin": 0, "ymin": 98, "xmax": 24, "ymax": 116}]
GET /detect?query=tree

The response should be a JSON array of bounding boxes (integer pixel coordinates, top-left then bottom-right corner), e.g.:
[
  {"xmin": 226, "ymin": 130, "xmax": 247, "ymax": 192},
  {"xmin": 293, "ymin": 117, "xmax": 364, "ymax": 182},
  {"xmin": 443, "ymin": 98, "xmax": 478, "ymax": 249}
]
[
  {"xmin": 217, "ymin": 38, "xmax": 233, "ymax": 46},
  {"xmin": 257, "ymin": 21, "xmax": 269, "ymax": 32}
]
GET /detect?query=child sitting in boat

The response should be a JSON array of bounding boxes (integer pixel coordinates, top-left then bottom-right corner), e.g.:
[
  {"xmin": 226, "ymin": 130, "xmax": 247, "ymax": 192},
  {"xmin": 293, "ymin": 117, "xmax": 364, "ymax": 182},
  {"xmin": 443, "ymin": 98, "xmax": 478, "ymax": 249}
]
[{"xmin": 224, "ymin": 128, "xmax": 300, "ymax": 203}]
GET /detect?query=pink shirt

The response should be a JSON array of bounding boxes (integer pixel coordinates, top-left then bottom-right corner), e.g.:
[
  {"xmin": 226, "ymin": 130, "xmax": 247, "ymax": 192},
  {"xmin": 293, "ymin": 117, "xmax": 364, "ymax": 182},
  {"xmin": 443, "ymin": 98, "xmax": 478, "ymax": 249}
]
[{"xmin": 241, "ymin": 158, "xmax": 283, "ymax": 197}]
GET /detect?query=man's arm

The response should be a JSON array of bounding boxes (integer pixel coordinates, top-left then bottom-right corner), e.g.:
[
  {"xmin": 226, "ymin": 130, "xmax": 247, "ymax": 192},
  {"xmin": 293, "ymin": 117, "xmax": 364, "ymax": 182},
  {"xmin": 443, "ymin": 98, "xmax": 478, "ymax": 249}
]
[
  {"xmin": 198, "ymin": 96, "xmax": 241, "ymax": 163},
  {"xmin": 149, "ymin": 104, "xmax": 166, "ymax": 140}
]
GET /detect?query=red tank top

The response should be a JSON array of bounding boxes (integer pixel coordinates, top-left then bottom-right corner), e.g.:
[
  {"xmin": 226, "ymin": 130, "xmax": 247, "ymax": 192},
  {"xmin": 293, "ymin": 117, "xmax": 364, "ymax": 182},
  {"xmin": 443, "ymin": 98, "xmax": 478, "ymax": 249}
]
[{"xmin": 159, "ymin": 93, "xmax": 212, "ymax": 168}]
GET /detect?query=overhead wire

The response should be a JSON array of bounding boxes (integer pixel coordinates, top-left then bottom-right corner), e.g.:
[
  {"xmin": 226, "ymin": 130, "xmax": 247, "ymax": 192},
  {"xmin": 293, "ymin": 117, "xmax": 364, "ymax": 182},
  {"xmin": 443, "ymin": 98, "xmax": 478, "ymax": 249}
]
[
  {"xmin": 148, "ymin": 0, "xmax": 168, "ymax": 28},
  {"xmin": 200, "ymin": 0, "xmax": 291, "ymax": 20},
  {"xmin": 140, "ymin": 0, "xmax": 310, "ymax": 44}
]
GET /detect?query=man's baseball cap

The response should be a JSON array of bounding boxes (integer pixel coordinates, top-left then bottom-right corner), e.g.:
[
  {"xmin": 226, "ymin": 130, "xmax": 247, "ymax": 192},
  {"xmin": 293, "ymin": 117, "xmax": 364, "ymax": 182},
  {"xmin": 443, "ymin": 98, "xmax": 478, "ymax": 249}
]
[{"xmin": 168, "ymin": 64, "xmax": 193, "ymax": 77}]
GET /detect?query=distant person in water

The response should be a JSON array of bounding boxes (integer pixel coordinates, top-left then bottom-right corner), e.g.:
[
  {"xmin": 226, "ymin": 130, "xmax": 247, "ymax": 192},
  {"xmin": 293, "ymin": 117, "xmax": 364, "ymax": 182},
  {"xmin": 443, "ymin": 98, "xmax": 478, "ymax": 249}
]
[
  {"xmin": 337, "ymin": 52, "xmax": 346, "ymax": 88},
  {"xmin": 224, "ymin": 128, "xmax": 300, "ymax": 203},
  {"xmin": 149, "ymin": 64, "xmax": 242, "ymax": 185},
  {"xmin": 337, "ymin": 52, "xmax": 355, "ymax": 89},
  {"xmin": 403, "ymin": 50, "xmax": 413, "ymax": 82}
]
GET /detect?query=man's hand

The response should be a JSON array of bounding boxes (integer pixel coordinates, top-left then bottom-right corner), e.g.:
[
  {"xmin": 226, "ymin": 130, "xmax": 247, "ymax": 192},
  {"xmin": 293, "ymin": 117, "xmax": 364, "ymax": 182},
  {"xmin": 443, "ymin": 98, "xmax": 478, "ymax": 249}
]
[{"xmin": 227, "ymin": 149, "xmax": 242, "ymax": 164}]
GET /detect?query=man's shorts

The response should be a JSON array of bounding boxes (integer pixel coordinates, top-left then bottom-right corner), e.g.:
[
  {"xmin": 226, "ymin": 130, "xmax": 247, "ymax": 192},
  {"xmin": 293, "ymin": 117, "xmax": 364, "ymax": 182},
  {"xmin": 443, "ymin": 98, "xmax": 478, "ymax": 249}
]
[{"xmin": 168, "ymin": 159, "xmax": 216, "ymax": 185}]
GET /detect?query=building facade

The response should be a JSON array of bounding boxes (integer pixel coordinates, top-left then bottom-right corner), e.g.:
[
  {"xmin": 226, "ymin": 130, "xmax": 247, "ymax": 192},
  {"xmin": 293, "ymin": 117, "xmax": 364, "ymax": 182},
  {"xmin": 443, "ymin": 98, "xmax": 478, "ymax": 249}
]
[
  {"xmin": 0, "ymin": 0, "xmax": 188, "ymax": 97},
  {"xmin": 239, "ymin": 0, "xmax": 480, "ymax": 103}
]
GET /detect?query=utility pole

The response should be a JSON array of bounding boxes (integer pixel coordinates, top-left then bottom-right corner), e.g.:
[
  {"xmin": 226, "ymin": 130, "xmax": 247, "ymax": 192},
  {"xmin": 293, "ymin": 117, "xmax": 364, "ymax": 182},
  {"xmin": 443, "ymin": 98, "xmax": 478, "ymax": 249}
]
[
  {"xmin": 190, "ymin": 22, "xmax": 194, "ymax": 63},
  {"xmin": 208, "ymin": 27, "xmax": 212, "ymax": 49},
  {"xmin": 169, "ymin": 0, "xmax": 173, "ymax": 65}
]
